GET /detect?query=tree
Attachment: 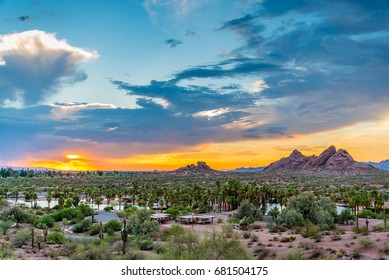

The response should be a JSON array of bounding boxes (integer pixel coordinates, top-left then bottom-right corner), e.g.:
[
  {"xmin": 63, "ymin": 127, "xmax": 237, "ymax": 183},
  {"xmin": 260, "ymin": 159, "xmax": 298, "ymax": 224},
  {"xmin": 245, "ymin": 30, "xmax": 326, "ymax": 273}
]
[
  {"xmin": 46, "ymin": 192, "xmax": 52, "ymax": 209},
  {"xmin": 268, "ymin": 207, "xmax": 280, "ymax": 221},
  {"xmin": 1, "ymin": 206, "xmax": 32, "ymax": 227}
]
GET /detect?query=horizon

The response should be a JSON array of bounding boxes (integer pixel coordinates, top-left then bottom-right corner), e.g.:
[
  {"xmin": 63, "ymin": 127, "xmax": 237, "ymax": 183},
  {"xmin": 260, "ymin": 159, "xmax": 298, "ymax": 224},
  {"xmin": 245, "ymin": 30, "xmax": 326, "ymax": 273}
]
[{"xmin": 1, "ymin": 1, "xmax": 389, "ymax": 171}]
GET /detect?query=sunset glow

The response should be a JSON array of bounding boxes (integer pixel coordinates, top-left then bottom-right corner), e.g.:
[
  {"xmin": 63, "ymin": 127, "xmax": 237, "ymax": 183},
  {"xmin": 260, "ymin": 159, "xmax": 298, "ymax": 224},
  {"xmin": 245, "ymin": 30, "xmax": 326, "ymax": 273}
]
[{"xmin": 1, "ymin": 1, "xmax": 388, "ymax": 171}]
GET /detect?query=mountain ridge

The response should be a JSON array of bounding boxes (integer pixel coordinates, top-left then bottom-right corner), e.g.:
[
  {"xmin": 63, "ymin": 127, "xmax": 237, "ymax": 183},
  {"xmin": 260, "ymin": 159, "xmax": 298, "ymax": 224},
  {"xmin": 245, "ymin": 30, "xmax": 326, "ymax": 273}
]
[{"xmin": 262, "ymin": 146, "xmax": 380, "ymax": 175}]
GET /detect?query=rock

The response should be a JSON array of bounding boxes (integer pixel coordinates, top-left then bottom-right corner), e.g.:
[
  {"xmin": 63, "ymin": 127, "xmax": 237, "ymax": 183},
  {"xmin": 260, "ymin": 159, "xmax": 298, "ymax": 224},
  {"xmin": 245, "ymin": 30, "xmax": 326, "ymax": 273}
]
[
  {"xmin": 173, "ymin": 161, "xmax": 221, "ymax": 175},
  {"xmin": 262, "ymin": 145, "xmax": 380, "ymax": 175}
]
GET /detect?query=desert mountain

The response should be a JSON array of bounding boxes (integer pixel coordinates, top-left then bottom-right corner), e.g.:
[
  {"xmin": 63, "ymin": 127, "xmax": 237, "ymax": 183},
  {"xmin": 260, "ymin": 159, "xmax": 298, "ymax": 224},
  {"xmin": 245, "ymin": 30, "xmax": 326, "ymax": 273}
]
[
  {"xmin": 263, "ymin": 145, "xmax": 380, "ymax": 175},
  {"xmin": 228, "ymin": 166, "xmax": 265, "ymax": 173},
  {"xmin": 362, "ymin": 160, "xmax": 389, "ymax": 171},
  {"xmin": 173, "ymin": 161, "xmax": 221, "ymax": 175}
]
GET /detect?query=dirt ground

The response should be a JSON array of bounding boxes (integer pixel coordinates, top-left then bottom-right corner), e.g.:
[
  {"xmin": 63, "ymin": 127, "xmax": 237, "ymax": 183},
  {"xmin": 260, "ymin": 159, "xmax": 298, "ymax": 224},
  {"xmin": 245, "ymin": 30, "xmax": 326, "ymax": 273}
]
[
  {"xmin": 161, "ymin": 213, "xmax": 389, "ymax": 260},
  {"xmin": 2, "ymin": 212, "xmax": 388, "ymax": 260}
]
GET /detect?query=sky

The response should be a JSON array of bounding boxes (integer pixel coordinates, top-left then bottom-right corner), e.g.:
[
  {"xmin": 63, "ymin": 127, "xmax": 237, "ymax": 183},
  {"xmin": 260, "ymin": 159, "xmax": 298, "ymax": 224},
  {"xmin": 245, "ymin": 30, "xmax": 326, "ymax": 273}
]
[{"xmin": 0, "ymin": 0, "xmax": 389, "ymax": 171}]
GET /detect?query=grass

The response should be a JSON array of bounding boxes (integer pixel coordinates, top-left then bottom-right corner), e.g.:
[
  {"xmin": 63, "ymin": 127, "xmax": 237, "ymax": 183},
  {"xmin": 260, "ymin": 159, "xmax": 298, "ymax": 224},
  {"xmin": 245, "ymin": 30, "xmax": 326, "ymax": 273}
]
[{"xmin": 358, "ymin": 237, "xmax": 373, "ymax": 249}]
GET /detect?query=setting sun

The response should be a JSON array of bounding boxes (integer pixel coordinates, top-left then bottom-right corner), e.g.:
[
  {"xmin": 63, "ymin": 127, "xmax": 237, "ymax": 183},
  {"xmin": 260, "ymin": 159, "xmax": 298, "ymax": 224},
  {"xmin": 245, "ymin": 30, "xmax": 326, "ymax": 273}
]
[{"xmin": 66, "ymin": 154, "xmax": 80, "ymax": 159}]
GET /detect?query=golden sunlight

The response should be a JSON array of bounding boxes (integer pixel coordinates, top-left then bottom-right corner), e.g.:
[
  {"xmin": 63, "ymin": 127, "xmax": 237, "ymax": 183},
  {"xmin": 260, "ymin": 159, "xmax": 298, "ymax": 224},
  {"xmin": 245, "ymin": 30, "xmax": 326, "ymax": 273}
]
[{"xmin": 66, "ymin": 154, "xmax": 80, "ymax": 159}]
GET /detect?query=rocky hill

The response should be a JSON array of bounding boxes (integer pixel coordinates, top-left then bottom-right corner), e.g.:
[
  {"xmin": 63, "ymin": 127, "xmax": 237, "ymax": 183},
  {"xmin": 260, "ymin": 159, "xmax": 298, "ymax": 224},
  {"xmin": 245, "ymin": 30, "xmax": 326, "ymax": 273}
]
[
  {"xmin": 173, "ymin": 161, "xmax": 222, "ymax": 175},
  {"xmin": 262, "ymin": 145, "xmax": 380, "ymax": 175}
]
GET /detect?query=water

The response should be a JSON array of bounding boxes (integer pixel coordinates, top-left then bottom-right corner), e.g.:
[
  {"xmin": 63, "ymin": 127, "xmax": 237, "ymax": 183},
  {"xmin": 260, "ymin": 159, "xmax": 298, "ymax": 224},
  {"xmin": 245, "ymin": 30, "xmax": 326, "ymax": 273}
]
[{"xmin": 265, "ymin": 203, "xmax": 350, "ymax": 215}]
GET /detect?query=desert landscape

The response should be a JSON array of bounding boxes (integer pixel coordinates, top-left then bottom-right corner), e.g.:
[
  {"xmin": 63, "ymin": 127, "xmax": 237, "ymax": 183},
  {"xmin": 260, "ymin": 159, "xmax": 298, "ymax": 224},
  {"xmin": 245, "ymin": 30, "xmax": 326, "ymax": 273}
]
[{"xmin": 1, "ymin": 146, "xmax": 388, "ymax": 260}]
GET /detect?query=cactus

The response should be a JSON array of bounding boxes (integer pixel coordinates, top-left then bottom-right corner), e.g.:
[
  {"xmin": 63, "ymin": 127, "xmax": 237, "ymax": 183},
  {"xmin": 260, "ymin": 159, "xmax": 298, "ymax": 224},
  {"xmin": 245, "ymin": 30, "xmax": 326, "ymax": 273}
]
[
  {"xmin": 31, "ymin": 228, "xmax": 35, "ymax": 248},
  {"xmin": 121, "ymin": 219, "xmax": 128, "ymax": 254},
  {"xmin": 99, "ymin": 222, "xmax": 104, "ymax": 241},
  {"xmin": 43, "ymin": 226, "xmax": 48, "ymax": 244}
]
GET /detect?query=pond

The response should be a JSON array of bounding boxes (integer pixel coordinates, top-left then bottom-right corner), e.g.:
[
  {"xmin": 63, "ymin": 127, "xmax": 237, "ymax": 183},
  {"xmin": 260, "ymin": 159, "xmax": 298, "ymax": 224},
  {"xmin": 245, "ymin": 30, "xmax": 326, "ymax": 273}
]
[{"xmin": 265, "ymin": 203, "xmax": 351, "ymax": 215}]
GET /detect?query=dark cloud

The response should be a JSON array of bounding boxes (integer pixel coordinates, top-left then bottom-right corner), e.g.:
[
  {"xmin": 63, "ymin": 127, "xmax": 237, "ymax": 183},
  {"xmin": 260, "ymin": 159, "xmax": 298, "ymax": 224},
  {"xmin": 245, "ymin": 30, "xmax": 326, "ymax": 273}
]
[
  {"xmin": 171, "ymin": 58, "xmax": 281, "ymax": 82},
  {"xmin": 163, "ymin": 38, "xmax": 184, "ymax": 48},
  {"xmin": 17, "ymin": 15, "xmax": 30, "ymax": 22}
]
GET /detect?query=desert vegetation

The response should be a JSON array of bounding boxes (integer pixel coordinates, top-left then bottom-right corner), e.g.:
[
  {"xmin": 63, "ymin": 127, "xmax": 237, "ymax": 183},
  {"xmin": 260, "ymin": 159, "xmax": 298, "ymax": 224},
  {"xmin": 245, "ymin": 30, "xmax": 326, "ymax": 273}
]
[{"xmin": 1, "ymin": 168, "xmax": 389, "ymax": 260}]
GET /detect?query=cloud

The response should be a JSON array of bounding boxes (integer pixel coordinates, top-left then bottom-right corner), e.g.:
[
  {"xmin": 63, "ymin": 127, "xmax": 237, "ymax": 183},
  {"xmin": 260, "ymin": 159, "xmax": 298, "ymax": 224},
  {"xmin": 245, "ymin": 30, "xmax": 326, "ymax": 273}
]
[
  {"xmin": 163, "ymin": 38, "xmax": 183, "ymax": 48},
  {"xmin": 17, "ymin": 16, "xmax": 31, "ymax": 22},
  {"xmin": 143, "ymin": 0, "xmax": 206, "ymax": 24},
  {"xmin": 0, "ymin": 30, "xmax": 98, "ymax": 106}
]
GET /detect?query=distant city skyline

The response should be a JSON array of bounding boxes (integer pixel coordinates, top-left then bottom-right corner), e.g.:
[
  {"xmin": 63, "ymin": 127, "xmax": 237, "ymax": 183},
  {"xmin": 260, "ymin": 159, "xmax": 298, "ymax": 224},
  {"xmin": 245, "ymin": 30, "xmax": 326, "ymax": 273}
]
[{"xmin": 1, "ymin": 0, "xmax": 388, "ymax": 171}]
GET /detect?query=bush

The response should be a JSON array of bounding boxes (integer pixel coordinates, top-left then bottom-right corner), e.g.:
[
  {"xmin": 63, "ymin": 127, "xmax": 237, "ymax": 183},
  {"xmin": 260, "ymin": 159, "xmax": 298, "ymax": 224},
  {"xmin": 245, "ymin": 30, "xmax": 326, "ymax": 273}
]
[
  {"xmin": 233, "ymin": 200, "xmax": 262, "ymax": 223},
  {"xmin": 134, "ymin": 236, "xmax": 153, "ymax": 251},
  {"xmin": 242, "ymin": 231, "xmax": 251, "ymax": 239},
  {"xmin": 284, "ymin": 248, "xmax": 305, "ymax": 260},
  {"xmin": 104, "ymin": 206, "xmax": 113, "ymax": 212},
  {"xmin": 279, "ymin": 208, "xmax": 304, "ymax": 228},
  {"xmin": 280, "ymin": 236, "xmax": 296, "ymax": 242},
  {"xmin": 89, "ymin": 223, "xmax": 102, "ymax": 236},
  {"xmin": 0, "ymin": 220, "xmax": 14, "ymax": 235},
  {"xmin": 35, "ymin": 215, "xmax": 55, "ymax": 229},
  {"xmin": 50, "ymin": 208, "xmax": 81, "ymax": 222},
  {"xmin": 338, "ymin": 209, "xmax": 354, "ymax": 224},
  {"xmin": 12, "ymin": 228, "xmax": 31, "ymax": 248},
  {"xmin": 331, "ymin": 234, "xmax": 342, "ymax": 241},
  {"xmin": 0, "ymin": 243, "xmax": 16, "ymax": 259},
  {"xmin": 47, "ymin": 231, "xmax": 66, "ymax": 244},
  {"xmin": 164, "ymin": 208, "xmax": 180, "ymax": 219},
  {"xmin": 357, "ymin": 209, "xmax": 378, "ymax": 219},
  {"xmin": 358, "ymin": 237, "xmax": 372, "ymax": 249},
  {"xmin": 1, "ymin": 206, "xmax": 34, "ymax": 225},
  {"xmin": 103, "ymin": 220, "xmax": 122, "ymax": 235},
  {"xmin": 0, "ymin": 199, "xmax": 10, "ymax": 206},
  {"xmin": 127, "ymin": 209, "xmax": 159, "ymax": 237},
  {"xmin": 373, "ymin": 223, "xmax": 389, "ymax": 232},
  {"xmin": 352, "ymin": 226, "xmax": 369, "ymax": 234},
  {"xmin": 72, "ymin": 219, "xmax": 92, "ymax": 233}
]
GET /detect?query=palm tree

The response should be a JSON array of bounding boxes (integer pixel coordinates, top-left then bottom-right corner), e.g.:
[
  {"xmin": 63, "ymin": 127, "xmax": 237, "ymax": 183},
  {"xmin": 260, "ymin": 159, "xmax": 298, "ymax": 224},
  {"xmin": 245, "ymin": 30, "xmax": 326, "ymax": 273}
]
[{"xmin": 46, "ymin": 192, "xmax": 52, "ymax": 209}]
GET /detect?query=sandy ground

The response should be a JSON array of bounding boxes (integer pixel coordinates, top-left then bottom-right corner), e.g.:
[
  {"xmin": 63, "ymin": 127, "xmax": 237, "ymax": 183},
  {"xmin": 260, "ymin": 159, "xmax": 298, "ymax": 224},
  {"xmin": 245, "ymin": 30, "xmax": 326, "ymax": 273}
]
[{"xmin": 1, "ymin": 211, "xmax": 388, "ymax": 260}]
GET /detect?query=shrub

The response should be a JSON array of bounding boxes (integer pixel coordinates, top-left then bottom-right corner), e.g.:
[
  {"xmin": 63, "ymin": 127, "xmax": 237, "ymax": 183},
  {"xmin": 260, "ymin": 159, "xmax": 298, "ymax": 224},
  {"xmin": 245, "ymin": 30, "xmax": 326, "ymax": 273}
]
[
  {"xmin": 331, "ymin": 234, "xmax": 342, "ymax": 241},
  {"xmin": 1, "ymin": 206, "xmax": 33, "ymax": 225},
  {"xmin": 0, "ymin": 243, "xmax": 16, "ymax": 259},
  {"xmin": 233, "ymin": 200, "xmax": 262, "ymax": 223},
  {"xmin": 35, "ymin": 215, "xmax": 55, "ymax": 229},
  {"xmin": 0, "ymin": 220, "xmax": 14, "ymax": 235},
  {"xmin": 50, "ymin": 208, "xmax": 81, "ymax": 222},
  {"xmin": 103, "ymin": 220, "xmax": 122, "ymax": 234},
  {"xmin": 242, "ymin": 231, "xmax": 251, "ymax": 239},
  {"xmin": 134, "ymin": 236, "xmax": 153, "ymax": 251},
  {"xmin": 357, "ymin": 209, "xmax": 378, "ymax": 219},
  {"xmin": 284, "ymin": 248, "xmax": 305, "ymax": 260},
  {"xmin": 89, "ymin": 223, "xmax": 102, "ymax": 236},
  {"xmin": 352, "ymin": 226, "xmax": 369, "ymax": 234},
  {"xmin": 279, "ymin": 209, "xmax": 304, "ymax": 228},
  {"xmin": 47, "ymin": 231, "xmax": 66, "ymax": 244},
  {"xmin": 164, "ymin": 208, "xmax": 180, "ymax": 219},
  {"xmin": 127, "ymin": 209, "xmax": 160, "ymax": 237},
  {"xmin": 0, "ymin": 199, "xmax": 10, "ymax": 206},
  {"xmin": 104, "ymin": 206, "xmax": 113, "ymax": 212},
  {"xmin": 72, "ymin": 219, "xmax": 92, "ymax": 233},
  {"xmin": 338, "ymin": 209, "xmax": 354, "ymax": 224},
  {"xmin": 373, "ymin": 223, "xmax": 389, "ymax": 232},
  {"xmin": 12, "ymin": 228, "xmax": 30, "ymax": 248},
  {"xmin": 358, "ymin": 237, "xmax": 373, "ymax": 249},
  {"xmin": 250, "ymin": 234, "xmax": 258, "ymax": 242},
  {"xmin": 280, "ymin": 236, "xmax": 296, "ymax": 242},
  {"xmin": 254, "ymin": 246, "xmax": 271, "ymax": 260}
]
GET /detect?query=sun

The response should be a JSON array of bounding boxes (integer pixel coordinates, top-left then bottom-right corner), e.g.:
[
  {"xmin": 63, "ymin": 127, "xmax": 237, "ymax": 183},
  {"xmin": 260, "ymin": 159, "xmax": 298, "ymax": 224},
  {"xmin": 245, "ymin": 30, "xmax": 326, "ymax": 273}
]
[{"xmin": 66, "ymin": 154, "xmax": 80, "ymax": 159}]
